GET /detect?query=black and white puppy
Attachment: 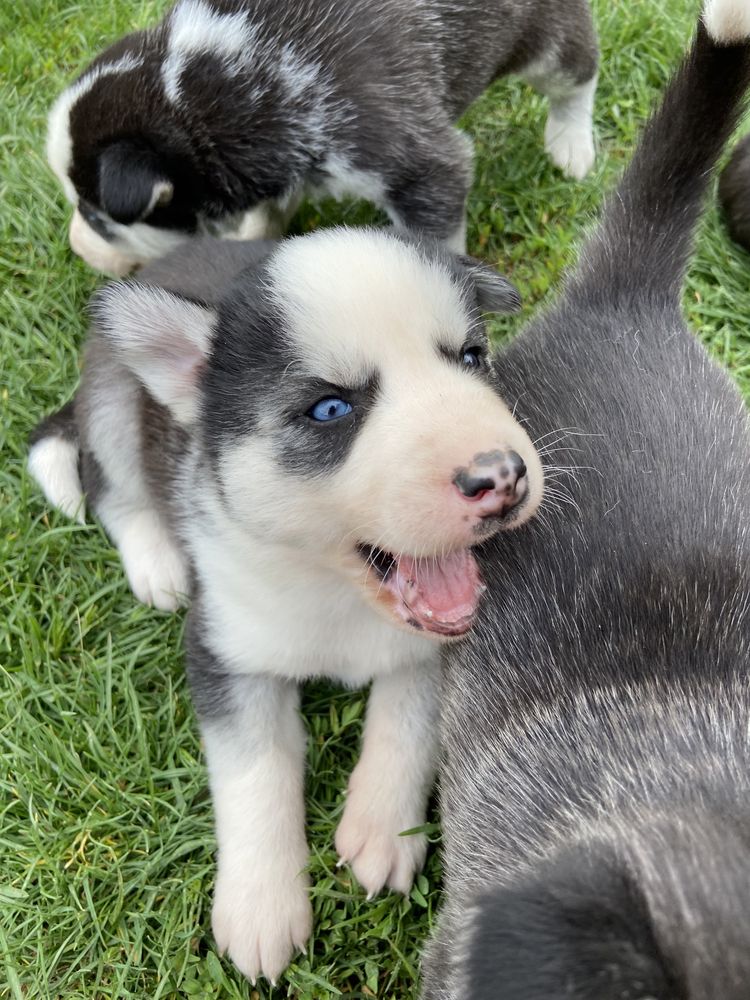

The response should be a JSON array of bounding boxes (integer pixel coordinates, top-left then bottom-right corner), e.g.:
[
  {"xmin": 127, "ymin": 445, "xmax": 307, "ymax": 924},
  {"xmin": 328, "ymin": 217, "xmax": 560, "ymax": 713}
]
[
  {"xmin": 28, "ymin": 229, "xmax": 544, "ymax": 983},
  {"xmin": 47, "ymin": 0, "xmax": 598, "ymax": 275},
  {"xmin": 422, "ymin": 1, "xmax": 750, "ymax": 997},
  {"xmin": 720, "ymin": 131, "xmax": 750, "ymax": 250}
]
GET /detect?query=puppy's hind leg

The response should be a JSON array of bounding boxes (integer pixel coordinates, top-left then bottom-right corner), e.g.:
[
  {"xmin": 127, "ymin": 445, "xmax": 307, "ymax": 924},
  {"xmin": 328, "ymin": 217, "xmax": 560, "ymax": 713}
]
[
  {"xmin": 522, "ymin": 4, "xmax": 599, "ymax": 181},
  {"xmin": 335, "ymin": 659, "xmax": 439, "ymax": 897}
]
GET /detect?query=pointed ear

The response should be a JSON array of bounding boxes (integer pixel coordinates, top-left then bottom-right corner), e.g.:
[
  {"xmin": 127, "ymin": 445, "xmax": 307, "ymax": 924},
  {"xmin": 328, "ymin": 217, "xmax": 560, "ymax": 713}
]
[
  {"xmin": 98, "ymin": 141, "xmax": 174, "ymax": 224},
  {"xmin": 92, "ymin": 282, "xmax": 215, "ymax": 424},
  {"xmin": 459, "ymin": 256, "xmax": 521, "ymax": 314}
]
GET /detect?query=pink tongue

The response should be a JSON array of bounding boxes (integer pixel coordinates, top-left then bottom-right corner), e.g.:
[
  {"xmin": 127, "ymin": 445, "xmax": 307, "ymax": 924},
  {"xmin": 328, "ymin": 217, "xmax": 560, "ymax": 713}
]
[{"xmin": 385, "ymin": 548, "xmax": 483, "ymax": 636}]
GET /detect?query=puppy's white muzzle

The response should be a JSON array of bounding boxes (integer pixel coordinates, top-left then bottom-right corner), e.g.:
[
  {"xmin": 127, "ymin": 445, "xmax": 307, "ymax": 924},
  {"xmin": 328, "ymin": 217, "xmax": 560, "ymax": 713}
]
[{"xmin": 69, "ymin": 208, "xmax": 139, "ymax": 277}]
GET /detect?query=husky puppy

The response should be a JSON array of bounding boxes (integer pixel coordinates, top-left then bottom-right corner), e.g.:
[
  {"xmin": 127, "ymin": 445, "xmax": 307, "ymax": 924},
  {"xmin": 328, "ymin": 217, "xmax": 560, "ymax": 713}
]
[
  {"xmin": 422, "ymin": 2, "xmax": 750, "ymax": 997},
  {"xmin": 720, "ymin": 132, "xmax": 750, "ymax": 250},
  {"xmin": 47, "ymin": 0, "xmax": 598, "ymax": 275},
  {"xmin": 28, "ymin": 229, "xmax": 543, "ymax": 982}
]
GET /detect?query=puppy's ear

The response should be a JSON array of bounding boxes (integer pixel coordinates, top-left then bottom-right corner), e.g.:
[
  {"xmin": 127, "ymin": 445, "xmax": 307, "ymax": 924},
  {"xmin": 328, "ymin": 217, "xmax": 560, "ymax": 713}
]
[
  {"xmin": 92, "ymin": 282, "xmax": 215, "ymax": 424},
  {"xmin": 459, "ymin": 256, "xmax": 521, "ymax": 314},
  {"xmin": 98, "ymin": 141, "xmax": 174, "ymax": 224}
]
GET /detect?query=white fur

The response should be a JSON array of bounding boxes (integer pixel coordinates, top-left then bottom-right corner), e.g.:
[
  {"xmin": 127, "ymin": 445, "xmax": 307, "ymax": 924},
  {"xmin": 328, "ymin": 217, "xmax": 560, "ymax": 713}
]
[
  {"xmin": 68, "ymin": 208, "xmax": 187, "ymax": 275},
  {"xmin": 96, "ymin": 284, "xmax": 215, "ymax": 424},
  {"xmin": 317, "ymin": 154, "xmax": 387, "ymax": 205},
  {"xmin": 543, "ymin": 75, "xmax": 597, "ymax": 181},
  {"xmin": 99, "ymin": 217, "xmax": 185, "ymax": 271},
  {"xmin": 704, "ymin": 0, "xmax": 750, "ymax": 43},
  {"xmin": 163, "ymin": 0, "xmax": 256, "ymax": 103},
  {"xmin": 204, "ymin": 680, "xmax": 312, "ymax": 984},
  {"xmin": 186, "ymin": 484, "xmax": 439, "ymax": 684},
  {"xmin": 522, "ymin": 52, "xmax": 597, "ymax": 181},
  {"xmin": 69, "ymin": 209, "xmax": 140, "ymax": 277},
  {"xmin": 224, "ymin": 203, "xmax": 283, "ymax": 241},
  {"xmin": 27, "ymin": 437, "xmax": 85, "ymax": 524},
  {"xmin": 267, "ymin": 227, "xmax": 470, "ymax": 380},
  {"xmin": 335, "ymin": 664, "xmax": 438, "ymax": 895},
  {"xmin": 116, "ymin": 509, "xmax": 189, "ymax": 611},
  {"xmin": 278, "ymin": 42, "xmax": 322, "ymax": 100},
  {"xmin": 47, "ymin": 55, "xmax": 144, "ymax": 205}
]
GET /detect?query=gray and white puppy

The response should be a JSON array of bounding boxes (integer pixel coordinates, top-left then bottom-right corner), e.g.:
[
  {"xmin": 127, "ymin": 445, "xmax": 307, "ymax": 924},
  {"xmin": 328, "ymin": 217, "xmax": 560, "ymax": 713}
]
[
  {"xmin": 28, "ymin": 228, "xmax": 544, "ymax": 983},
  {"xmin": 422, "ymin": 1, "xmax": 750, "ymax": 997},
  {"xmin": 47, "ymin": 0, "xmax": 598, "ymax": 275}
]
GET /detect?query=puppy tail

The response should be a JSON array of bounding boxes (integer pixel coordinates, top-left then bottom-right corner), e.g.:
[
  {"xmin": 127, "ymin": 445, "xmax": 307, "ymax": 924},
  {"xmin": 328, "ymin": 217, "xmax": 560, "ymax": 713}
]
[
  {"xmin": 462, "ymin": 811, "xmax": 750, "ymax": 999},
  {"xmin": 27, "ymin": 400, "xmax": 86, "ymax": 524},
  {"xmin": 572, "ymin": 0, "xmax": 750, "ymax": 307}
]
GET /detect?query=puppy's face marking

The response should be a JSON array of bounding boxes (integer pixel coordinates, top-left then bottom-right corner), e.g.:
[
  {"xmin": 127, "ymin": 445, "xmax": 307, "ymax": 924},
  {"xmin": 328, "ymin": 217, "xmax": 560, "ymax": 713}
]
[
  {"xmin": 208, "ymin": 231, "xmax": 543, "ymax": 637},
  {"xmin": 97, "ymin": 230, "xmax": 543, "ymax": 639}
]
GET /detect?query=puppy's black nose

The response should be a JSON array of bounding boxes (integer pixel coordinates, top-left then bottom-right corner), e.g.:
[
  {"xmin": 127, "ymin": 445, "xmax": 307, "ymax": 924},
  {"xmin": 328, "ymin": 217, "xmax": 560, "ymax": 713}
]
[
  {"xmin": 508, "ymin": 450, "xmax": 527, "ymax": 482},
  {"xmin": 453, "ymin": 472, "xmax": 496, "ymax": 498},
  {"xmin": 452, "ymin": 449, "xmax": 528, "ymax": 515}
]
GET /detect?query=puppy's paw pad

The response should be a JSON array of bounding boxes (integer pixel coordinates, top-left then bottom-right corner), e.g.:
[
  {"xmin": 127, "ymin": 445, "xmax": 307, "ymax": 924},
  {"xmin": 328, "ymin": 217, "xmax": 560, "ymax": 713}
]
[
  {"xmin": 212, "ymin": 876, "xmax": 312, "ymax": 984},
  {"xmin": 335, "ymin": 806, "xmax": 427, "ymax": 897},
  {"xmin": 119, "ymin": 511, "xmax": 189, "ymax": 611},
  {"xmin": 544, "ymin": 120, "xmax": 595, "ymax": 181}
]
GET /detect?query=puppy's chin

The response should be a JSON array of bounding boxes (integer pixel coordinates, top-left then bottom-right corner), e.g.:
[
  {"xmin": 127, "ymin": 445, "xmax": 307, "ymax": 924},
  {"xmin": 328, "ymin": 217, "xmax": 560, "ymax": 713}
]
[{"xmin": 69, "ymin": 208, "xmax": 139, "ymax": 276}]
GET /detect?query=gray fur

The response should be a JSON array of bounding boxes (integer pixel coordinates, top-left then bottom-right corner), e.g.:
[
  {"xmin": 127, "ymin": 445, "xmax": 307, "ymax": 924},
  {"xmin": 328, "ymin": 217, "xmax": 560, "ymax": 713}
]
[{"xmin": 423, "ymin": 15, "xmax": 750, "ymax": 1000}]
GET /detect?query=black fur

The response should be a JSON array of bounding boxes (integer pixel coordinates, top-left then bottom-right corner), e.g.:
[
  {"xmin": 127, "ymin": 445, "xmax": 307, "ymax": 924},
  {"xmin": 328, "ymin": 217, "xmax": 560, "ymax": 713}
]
[
  {"xmin": 28, "ymin": 399, "xmax": 78, "ymax": 447},
  {"xmin": 422, "ymin": 17, "xmax": 750, "ymax": 1000}
]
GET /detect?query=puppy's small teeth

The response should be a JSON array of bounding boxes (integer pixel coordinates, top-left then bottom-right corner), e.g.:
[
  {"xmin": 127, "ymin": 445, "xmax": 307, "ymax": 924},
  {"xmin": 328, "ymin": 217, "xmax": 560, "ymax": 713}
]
[
  {"xmin": 424, "ymin": 609, "xmax": 434, "ymax": 618},
  {"xmin": 336, "ymin": 856, "xmax": 347, "ymax": 869},
  {"xmin": 366, "ymin": 890, "xmax": 375, "ymax": 901}
]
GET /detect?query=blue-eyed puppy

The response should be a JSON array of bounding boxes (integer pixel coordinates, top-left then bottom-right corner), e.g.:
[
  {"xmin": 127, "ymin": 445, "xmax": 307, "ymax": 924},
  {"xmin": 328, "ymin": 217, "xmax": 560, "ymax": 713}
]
[{"xmin": 29, "ymin": 229, "xmax": 543, "ymax": 983}]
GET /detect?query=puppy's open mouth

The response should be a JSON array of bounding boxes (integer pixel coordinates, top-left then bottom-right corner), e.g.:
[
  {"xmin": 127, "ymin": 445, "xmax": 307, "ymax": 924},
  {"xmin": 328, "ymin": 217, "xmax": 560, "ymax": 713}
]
[{"xmin": 357, "ymin": 544, "xmax": 484, "ymax": 636}]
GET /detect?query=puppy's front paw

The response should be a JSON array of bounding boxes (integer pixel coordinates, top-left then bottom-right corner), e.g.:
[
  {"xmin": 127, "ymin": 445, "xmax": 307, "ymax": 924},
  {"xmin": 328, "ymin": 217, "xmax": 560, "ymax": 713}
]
[
  {"xmin": 544, "ymin": 116, "xmax": 595, "ymax": 181},
  {"xmin": 118, "ymin": 510, "xmax": 189, "ymax": 611},
  {"xmin": 335, "ymin": 787, "xmax": 427, "ymax": 897},
  {"xmin": 212, "ymin": 870, "xmax": 313, "ymax": 984}
]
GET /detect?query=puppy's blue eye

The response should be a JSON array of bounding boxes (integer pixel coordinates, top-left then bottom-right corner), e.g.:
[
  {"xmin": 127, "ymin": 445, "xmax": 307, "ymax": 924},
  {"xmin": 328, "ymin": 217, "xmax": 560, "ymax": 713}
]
[
  {"xmin": 309, "ymin": 397, "xmax": 353, "ymax": 422},
  {"xmin": 462, "ymin": 348, "xmax": 482, "ymax": 368}
]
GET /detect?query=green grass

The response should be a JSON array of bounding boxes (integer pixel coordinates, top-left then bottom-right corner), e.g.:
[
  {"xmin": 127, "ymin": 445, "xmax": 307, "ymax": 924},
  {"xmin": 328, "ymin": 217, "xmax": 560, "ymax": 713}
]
[{"xmin": 2, "ymin": 0, "xmax": 750, "ymax": 997}]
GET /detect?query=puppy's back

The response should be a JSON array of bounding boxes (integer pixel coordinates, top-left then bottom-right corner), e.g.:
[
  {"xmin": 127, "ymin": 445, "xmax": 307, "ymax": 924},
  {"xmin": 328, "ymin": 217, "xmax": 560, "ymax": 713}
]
[
  {"xmin": 423, "ymin": 3, "xmax": 750, "ymax": 997},
  {"xmin": 137, "ymin": 236, "xmax": 274, "ymax": 303}
]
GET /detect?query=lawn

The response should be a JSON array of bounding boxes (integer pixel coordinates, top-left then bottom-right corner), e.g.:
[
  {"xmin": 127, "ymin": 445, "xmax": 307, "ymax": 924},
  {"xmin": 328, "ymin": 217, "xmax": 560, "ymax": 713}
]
[{"xmin": 2, "ymin": 0, "xmax": 749, "ymax": 997}]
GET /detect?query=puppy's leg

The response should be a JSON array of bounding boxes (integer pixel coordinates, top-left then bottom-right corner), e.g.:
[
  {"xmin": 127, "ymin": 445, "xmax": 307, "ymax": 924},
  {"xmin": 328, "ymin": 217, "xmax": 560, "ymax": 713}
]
[
  {"xmin": 226, "ymin": 190, "xmax": 303, "ymax": 241},
  {"xmin": 80, "ymin": 365, "xmax": 188, "ymax": 611},
  {"xmin": 188, "ymin": 639, "xmax": 312, "ymax": 985},
  {"xmin": 384, "ymin": 128, "xmax": 474, "ymax": 251},
  {"xmin": 522, "ymin": 5, "xmax": 599, "ymax": 181},
  {"xmin": 98, "ymin": 500, "xmax": 189, "ymax": 611},
  {"xmin": 335, "ymin": 660, "xmax": 439, "ymax": 897}
]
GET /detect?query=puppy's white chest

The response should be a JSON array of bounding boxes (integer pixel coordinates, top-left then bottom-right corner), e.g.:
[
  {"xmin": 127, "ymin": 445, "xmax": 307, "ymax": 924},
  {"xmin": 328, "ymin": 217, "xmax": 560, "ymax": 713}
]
[{"xmin": 194, "ymin": 538, "xmax": 436, "ymax": 683}]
